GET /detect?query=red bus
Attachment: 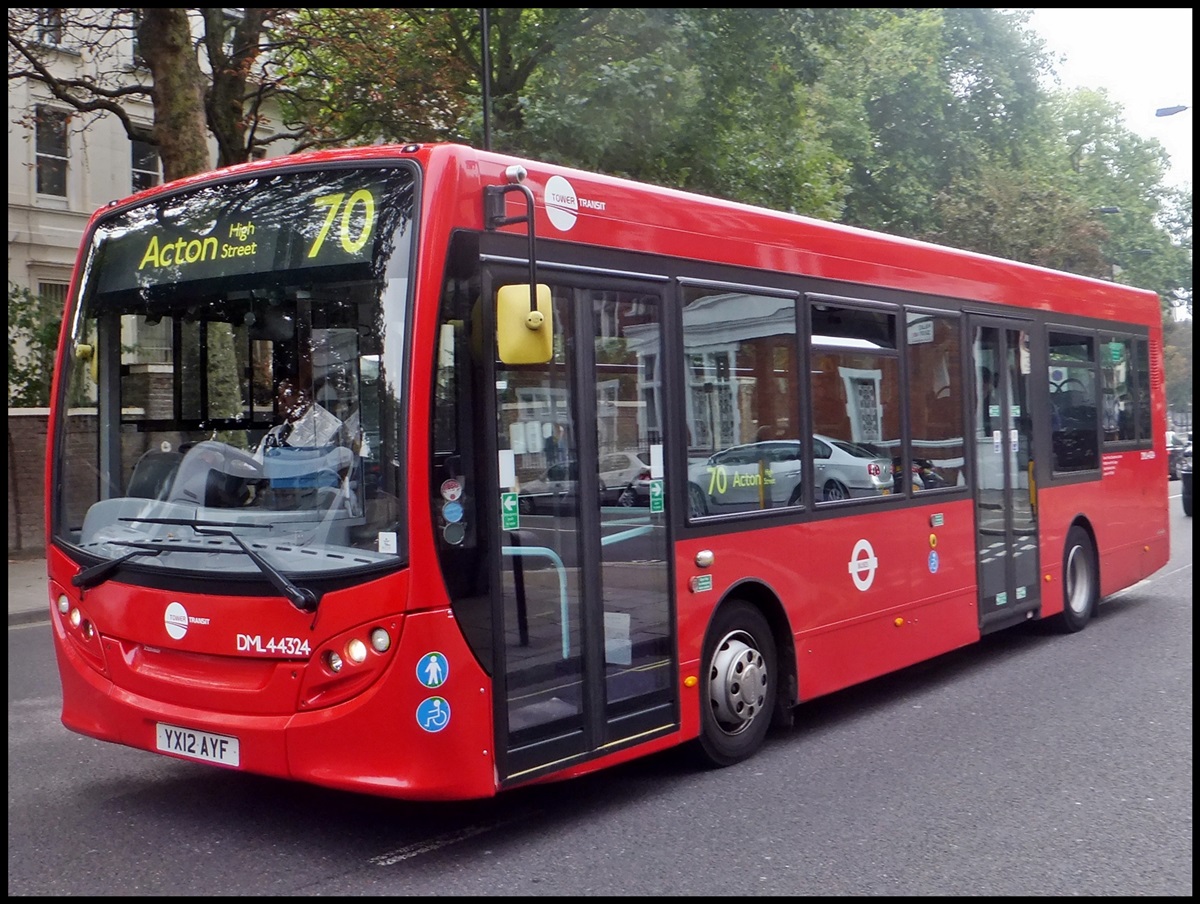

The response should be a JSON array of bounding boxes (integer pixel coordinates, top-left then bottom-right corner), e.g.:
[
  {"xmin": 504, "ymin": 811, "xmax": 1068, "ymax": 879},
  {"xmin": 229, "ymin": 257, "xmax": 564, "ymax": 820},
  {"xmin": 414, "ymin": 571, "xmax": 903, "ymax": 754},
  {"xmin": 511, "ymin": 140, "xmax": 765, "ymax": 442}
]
[{"xmin": 46, "ymin": 143, "xmax": 1170, "ymax": 800}]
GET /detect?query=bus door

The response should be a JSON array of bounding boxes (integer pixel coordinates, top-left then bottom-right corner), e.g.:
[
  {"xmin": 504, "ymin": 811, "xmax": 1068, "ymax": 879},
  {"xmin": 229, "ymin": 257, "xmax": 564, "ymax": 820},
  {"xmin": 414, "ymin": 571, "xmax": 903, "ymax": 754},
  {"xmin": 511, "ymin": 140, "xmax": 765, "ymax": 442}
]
[
  {"xmin": 969, "ymin": 317, "xmax": 1040, "ymax": 632},
  {"xmin": 490, "ymin": 275, "xmax": 676, "ymax": 784}
]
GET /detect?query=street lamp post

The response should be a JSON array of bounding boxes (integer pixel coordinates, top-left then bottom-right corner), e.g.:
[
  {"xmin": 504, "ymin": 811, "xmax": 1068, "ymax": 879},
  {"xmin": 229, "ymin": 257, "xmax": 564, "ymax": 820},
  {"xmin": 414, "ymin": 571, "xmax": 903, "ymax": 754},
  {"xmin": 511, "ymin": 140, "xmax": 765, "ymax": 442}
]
[
  {"xmin": 1109, "ymin": 249, "xmax": 1152, "ymax": 282},
  {"xmin": 480, "ymin": 9, "xmax": 491, "ymax": 150}
]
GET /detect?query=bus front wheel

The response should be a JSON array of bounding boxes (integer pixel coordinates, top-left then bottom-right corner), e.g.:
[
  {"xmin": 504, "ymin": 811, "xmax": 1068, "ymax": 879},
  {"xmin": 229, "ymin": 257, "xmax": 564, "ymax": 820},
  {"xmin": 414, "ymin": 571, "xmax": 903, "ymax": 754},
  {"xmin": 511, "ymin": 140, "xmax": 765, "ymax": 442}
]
[
  {"xmin": 1049, "ymin": 525, "xmax": 1097, "ymax": 633},
  {"xmin": 695, "ymin": 599, "xmax": 777, "ymax": 768}
]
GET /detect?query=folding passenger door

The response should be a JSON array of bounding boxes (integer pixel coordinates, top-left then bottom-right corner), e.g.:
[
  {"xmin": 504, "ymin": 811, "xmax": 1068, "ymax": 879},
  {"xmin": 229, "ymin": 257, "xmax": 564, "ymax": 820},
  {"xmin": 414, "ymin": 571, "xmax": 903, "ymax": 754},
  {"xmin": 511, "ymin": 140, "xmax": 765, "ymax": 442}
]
[
  {"xmin": 487, "ymin": 270, "xmax": 677, "ymax": 784},
  {"xmin": 970, "ymin": 316, "xmax": 1041, "ymax": 632}
]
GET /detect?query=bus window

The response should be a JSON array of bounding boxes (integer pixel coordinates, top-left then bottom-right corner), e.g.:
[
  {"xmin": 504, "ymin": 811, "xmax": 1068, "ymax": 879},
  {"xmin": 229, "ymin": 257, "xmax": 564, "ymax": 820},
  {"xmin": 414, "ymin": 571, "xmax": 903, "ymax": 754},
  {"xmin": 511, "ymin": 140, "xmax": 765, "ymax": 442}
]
[
  {"xmin": 1048, "ymin": 330, "xmax": 1099, "ymax": 472},
  {"xmin": 680, "ymin": 286, "xmax": 801, "ymax": 517},
  {"xmin": 1132, "ymin": 338, "xmax": 1152, "ymax": 442},
  {"xmin": 810, "ymin": 300, "xmax": 899, "ymax": 503},
  {"xmin": 1100, "ymin": 334, "xmax": 1136, "ymax": 443},
  {"xmin": 904, "ymin": 311, "xmax": 964, "ymax": 490},
  {"xmin": 53, "ymin": 165, "xmax": 415, "ymax": 572}
]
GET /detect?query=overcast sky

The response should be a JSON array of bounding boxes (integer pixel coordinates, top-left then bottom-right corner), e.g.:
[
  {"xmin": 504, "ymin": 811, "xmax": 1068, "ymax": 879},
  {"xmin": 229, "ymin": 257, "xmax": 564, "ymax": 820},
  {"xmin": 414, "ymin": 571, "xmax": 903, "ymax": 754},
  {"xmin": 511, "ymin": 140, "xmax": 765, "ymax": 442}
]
[{"xmin": 1023, "ymin": 8, "xmax": 1193, "ymax": 189}]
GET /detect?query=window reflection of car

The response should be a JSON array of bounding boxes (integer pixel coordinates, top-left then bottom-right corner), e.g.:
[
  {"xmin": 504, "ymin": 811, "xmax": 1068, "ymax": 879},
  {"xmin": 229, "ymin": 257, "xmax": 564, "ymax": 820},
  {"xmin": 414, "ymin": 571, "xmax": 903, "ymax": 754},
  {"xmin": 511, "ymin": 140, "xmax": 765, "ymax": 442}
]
[
  {"xmin": 1179, "ymin": 435, "xmax": 1192, "ymax": 517},
  {"xmin": 687, "ymin": 440, "xmax": 804, "ymax": 516},
  {"xmin": 1166, "ymin": 430, "xmax": 1185, "ymax": 481},
  {"xmin": 519, "ymin": 460, "xmax": 578, "ymax": 513},
  {"xmin": 602, "ymin": 450, "xmax": 652, "ymax": 506},
  {"xmin": 813, "ymin": 436, "xmax": 894, "ymax": 501},
  {"xmin": 518, "ymin": 451, "xmax": 652, "ymax": 513}
]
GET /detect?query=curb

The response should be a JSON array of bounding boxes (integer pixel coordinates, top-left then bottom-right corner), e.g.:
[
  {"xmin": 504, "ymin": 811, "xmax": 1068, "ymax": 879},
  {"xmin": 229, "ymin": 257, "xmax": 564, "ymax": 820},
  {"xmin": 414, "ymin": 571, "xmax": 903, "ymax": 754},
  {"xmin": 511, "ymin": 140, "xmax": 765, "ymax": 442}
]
[{"xmin": 10, "ymin": 608, "xmax": 50, "ymax": 628}]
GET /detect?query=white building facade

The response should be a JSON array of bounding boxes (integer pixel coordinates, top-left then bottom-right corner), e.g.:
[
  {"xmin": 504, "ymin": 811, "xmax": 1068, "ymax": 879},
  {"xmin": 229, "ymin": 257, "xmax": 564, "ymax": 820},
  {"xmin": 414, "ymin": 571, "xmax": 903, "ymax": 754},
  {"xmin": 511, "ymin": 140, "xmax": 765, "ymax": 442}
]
[{"xmin": 8, "ymin": 9, "xmax": 282, "ymax": 305}]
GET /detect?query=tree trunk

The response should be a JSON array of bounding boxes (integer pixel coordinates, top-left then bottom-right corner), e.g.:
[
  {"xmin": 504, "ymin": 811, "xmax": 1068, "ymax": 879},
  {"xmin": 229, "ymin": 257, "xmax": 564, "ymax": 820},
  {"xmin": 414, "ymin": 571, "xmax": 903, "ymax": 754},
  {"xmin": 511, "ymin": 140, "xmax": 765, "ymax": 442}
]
[{"xmin": 137, "ymin": 9, "xmax": 211, "ymax": 180}]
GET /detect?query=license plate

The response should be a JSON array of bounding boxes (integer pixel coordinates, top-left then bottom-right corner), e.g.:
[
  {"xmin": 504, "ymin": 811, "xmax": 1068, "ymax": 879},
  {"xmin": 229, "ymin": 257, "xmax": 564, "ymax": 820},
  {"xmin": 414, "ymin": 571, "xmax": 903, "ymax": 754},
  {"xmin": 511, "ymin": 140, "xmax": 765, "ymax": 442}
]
[{"xmin": 156, "ymin": 722, "xmax": 240, "ymax": 767}]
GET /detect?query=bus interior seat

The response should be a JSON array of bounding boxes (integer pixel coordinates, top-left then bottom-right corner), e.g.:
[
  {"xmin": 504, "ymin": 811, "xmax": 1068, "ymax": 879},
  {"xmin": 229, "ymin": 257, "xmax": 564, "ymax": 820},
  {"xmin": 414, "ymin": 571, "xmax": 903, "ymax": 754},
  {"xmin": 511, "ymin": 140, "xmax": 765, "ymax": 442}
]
[
  {"xmin": 166, "ymin": 441, "xmax": 262, "ymax": 508},
  {"xmin": 127, "ymin": 450, "xmax": 183, "ymax": 500}
]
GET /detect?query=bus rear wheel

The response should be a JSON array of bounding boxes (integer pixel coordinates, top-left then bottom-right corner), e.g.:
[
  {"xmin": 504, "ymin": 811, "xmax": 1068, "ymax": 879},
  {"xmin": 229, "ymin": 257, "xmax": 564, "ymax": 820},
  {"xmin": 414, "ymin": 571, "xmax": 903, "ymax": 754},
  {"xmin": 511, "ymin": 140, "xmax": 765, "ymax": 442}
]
[
  {"xmin": 1049, "ymin": 525, "xmax": 1097, "ymax": 633},
  {"xmin": 695, "ymin": 600, "xmax": 777, "ymax": 767}
]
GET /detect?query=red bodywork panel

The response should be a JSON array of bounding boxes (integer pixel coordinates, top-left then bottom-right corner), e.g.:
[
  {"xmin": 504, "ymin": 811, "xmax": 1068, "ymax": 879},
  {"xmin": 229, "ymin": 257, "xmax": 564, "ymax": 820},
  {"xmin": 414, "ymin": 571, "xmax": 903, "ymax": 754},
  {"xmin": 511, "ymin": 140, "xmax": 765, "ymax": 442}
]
[{"xmin": 50, "ymin": 544, "xmax": 498, "ymax": 800}]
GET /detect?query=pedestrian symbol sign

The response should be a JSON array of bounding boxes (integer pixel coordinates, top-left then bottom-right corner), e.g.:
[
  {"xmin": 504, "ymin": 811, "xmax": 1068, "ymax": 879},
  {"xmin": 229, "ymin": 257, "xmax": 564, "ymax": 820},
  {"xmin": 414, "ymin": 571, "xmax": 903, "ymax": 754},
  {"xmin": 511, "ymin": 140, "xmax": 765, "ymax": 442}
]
[
  {"xmin": 417, "ymin": 652, "xmax": 448, "ymax": 688},
  {"xmin": 649, "ymin": 479, "xmax": 664, "ymax": 513},
  {"xmin": 501, "ymin": 492, "xmax": 519, "ymax": 529}
]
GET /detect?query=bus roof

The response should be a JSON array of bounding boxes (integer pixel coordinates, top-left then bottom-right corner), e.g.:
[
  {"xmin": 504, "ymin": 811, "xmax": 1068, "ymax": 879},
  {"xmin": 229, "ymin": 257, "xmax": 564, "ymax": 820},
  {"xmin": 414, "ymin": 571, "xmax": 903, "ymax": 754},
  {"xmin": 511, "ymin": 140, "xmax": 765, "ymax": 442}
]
[{"xmin": 86, "ymin": 141, "xmax": 1163, "ymax": 330}]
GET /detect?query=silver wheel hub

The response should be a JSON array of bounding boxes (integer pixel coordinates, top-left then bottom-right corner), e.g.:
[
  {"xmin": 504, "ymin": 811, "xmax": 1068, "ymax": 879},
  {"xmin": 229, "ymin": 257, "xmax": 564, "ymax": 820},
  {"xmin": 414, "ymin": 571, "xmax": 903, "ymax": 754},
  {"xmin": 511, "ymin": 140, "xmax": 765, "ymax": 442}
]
[
  {"xmin": 1065, "ymin": 545, "xmax": 1092, "ymax": 615},
  {"xmin": 709, "ymin": 634, "xmax": 767, "ymax": 735}
]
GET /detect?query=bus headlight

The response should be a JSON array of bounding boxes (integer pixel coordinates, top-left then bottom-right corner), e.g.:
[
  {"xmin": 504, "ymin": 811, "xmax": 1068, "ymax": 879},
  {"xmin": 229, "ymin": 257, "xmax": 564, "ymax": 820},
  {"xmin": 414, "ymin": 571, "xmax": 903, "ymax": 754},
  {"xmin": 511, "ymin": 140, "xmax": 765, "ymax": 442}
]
[{"xmin": 301, "ymin": 622, "xmax": 400, "ymax": 709}]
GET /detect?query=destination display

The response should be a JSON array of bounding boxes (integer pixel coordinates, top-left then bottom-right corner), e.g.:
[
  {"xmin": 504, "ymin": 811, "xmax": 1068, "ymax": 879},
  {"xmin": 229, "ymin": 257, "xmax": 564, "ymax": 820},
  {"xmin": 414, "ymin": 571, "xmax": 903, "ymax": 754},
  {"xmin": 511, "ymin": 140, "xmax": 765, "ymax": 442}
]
[{"xmin": 92, "ymin": 167, "xmax": 413, "ymax": 295}]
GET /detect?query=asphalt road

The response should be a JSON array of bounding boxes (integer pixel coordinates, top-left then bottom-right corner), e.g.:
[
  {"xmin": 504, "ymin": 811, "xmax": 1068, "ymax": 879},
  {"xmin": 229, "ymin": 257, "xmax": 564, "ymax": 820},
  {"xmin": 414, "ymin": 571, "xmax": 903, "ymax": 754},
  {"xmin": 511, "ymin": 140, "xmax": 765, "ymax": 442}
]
[{"xmin": 8, "ymin": 495, "xmax": 1192, "ymax": 895}]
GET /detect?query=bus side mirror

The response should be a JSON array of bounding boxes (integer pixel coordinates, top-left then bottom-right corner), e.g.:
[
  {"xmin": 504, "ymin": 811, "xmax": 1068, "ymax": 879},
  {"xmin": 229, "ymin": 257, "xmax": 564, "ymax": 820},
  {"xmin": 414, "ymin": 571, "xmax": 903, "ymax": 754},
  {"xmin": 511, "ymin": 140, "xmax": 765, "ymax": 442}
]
[
  {"xmin": 75, "ymin": 343, "xmax": 99, "ymax": 383},
  {"xmin": 497, "ymin": 284, "xmax": 552, "ymax": 364}
]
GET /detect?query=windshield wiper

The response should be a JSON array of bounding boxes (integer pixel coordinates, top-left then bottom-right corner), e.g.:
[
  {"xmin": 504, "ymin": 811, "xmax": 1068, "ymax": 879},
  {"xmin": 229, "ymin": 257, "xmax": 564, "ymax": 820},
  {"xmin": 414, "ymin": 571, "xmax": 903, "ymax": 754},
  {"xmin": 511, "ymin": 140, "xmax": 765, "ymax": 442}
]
[
  {"xmin": 119, "ymin": 515, "xmax": 272, "ymax": 529},
  {"xmin": 191, "ymin": 527, "xmax": 320, "ymax": 613},
  {"xmin": 96, "ymin": 521, "xmax": 321, "ymax": 613},
  {"xmin": 73, "ymin": 546, "xmax": 163, "ymax": 590}
]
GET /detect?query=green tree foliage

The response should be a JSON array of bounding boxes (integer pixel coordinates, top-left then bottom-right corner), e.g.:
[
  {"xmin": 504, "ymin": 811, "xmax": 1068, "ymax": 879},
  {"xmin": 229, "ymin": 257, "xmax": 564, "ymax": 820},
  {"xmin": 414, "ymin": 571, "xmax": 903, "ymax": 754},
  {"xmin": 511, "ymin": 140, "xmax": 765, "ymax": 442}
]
[
  {"xmin": 927, "ymin": 166, "xmax": 1113, "ymax": 277},
  {"xmin": 270, "ymin": 9, "xmax": 474, "ymax": 147},
  {"xmin": 8, "ymin": 7, "xmax": 1191, "ymax": 413},
  {"xmin": 1163, "ymin": 320, "xmax": 1193, "ymax": 415},
  {"xmin": 828, "ymin": 8, "xmax": 1053, "ymax": 236},
  {"xmin": 8, "ymin": 283, "xmax": 62, "ymax": 407},
  {"xmin": 516, "ymin": 8, "xmax": 856, "ymax": 217}
]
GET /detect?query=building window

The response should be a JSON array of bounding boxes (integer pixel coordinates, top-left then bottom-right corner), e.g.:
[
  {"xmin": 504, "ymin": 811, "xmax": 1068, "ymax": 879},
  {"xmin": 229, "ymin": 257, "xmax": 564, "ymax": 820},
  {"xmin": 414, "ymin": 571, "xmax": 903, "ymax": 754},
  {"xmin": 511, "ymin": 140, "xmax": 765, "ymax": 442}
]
[
  {"xmin": 35, "ymin": 106, "xmax": 69, "ymax": 197},
  {"xmin": 130, "ymin": 9, "xmax": 146, "ymax": 68},
  {"xmin": 37, "ymin": 281, "xmax": 69, "ymax": 311},
  {"xmin": 132, "ymin": 137, "xmax": 161, "ymax": 192},
  {"xmin": 35, "ymin": 9, "xmax": 64, "ymax": 46}
]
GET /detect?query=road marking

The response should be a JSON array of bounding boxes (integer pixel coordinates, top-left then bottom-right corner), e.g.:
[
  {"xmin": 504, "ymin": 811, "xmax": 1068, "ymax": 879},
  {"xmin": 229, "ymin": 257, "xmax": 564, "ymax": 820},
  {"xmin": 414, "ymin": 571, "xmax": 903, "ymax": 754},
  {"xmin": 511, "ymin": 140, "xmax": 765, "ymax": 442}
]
[{"xmin": 369, "ymin": 817, "xmax": 526, "ymax": 866}]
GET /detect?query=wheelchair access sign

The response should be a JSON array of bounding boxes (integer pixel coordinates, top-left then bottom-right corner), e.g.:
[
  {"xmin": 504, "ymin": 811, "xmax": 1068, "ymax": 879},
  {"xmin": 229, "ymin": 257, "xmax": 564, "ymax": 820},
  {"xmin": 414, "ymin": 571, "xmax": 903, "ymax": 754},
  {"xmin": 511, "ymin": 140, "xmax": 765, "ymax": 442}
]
[{"xmin": 416, "ymin": 696, "xmax": 450, "ymax": 732}]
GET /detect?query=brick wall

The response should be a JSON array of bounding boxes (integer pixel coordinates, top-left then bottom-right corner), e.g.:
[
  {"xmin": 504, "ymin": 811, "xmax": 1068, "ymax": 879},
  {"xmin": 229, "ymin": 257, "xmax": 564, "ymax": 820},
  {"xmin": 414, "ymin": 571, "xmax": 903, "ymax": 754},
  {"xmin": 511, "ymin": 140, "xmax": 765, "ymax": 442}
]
[{"xmin": 8, "ymin": 408, "xmax": 48, "ymax": 557}]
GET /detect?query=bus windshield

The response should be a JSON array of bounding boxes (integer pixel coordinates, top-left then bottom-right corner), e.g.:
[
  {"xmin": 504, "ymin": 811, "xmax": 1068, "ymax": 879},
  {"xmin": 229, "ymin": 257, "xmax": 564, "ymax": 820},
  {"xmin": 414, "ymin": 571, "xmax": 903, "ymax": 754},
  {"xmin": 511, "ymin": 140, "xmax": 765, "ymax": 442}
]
[{"xmin": 52, "ymin": 164, "xmax": 417, "ymax": 581}]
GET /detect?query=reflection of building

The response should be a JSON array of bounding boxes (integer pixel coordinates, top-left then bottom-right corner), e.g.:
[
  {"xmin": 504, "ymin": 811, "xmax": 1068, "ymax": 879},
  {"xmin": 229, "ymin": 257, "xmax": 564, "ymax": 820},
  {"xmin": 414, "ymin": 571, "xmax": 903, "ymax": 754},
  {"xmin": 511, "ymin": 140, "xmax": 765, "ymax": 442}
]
[
  {"xmin": 680, "ymin": 293, "xmax": 797, "ymax": 449},
  {"xmin": 500, "ymin": 290, "xmax": 661, "ymax": 483},
  {"xmin": 8, "ymin": 10, "xmax": 282, "ymax": 346}
]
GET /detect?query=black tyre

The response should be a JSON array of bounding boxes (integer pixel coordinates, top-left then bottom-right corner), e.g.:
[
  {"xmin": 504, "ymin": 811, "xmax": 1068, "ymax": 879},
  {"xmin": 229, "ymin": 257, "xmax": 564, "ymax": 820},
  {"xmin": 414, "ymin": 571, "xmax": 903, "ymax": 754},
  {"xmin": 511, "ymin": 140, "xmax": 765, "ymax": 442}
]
[
  {"xmin": 688, "ymin": 483, "xmax": 708, "ymax": 517},
  {"xmin": 822, "ymin": 479, "xmax": 849, "ymax": 501},
  {"xmin": 1049, "ymin": 525, "xmax": 1097, "ymax": 633},
  {"xmin": 617, "ymin": 485, "xmax": 637, "ymax": 507},
  {"xmin": 695, "ymin": 600, "xmax": 777, "ymax": 767}
]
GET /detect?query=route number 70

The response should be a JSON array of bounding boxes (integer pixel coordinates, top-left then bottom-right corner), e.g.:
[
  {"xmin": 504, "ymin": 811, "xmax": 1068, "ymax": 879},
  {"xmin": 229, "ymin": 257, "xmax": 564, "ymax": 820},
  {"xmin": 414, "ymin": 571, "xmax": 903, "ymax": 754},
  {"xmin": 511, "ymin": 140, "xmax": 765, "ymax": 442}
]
[{"xmin": 307, "ymin": 190, "xmax": 377, "ymax": 258}]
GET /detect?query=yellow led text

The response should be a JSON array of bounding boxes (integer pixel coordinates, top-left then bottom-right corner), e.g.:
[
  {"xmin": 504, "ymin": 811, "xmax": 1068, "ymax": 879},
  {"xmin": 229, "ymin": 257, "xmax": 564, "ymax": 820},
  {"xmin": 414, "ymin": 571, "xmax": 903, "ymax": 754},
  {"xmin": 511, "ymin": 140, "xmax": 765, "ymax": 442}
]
[{"xmin": 137, "ymin": 225, "xmax": 260, "ymax": 270}]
